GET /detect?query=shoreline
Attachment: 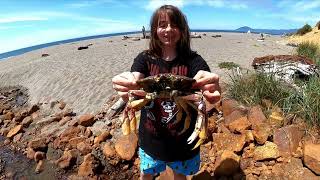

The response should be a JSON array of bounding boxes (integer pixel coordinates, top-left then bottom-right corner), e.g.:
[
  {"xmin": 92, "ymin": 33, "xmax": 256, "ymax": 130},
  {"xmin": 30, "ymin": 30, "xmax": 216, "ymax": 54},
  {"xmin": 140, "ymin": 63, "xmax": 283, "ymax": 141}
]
[
  {"xmin": 0, "ymin": 30, "xmax": 285, "ymax": 61},
  {"xmin": 0, "ymin": 32, "xmax": 295, "ymax": 114}
]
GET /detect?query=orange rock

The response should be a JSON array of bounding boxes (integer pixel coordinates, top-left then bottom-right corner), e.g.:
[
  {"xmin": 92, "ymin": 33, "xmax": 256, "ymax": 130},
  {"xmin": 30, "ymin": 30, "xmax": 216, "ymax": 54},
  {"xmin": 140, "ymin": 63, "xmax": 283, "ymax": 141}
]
[
  {"xmin": 94, "ymin": 131, "xmax": 111, "ymax": 144},
  {"xmin": 115, "ymin": 133, "xmax": 138, "ymax": 161},
  {"xmin": 35, "ymin": 160, "xmax": 44, "ymax": 174},
  {"xmin": 55, "ymin": 149, "xmax": 78, "ymax": 169},
  {"xmin": 212, "ymin": 133, "xmax": 246, "ymax": 153},
  {"xmin": 7, "ymin": 125, "xmax": 23, "ymax": 138},
  {"xmin": 273, "ymin": 125, "xmax": 304, "ymax": 157},
  {"xmin": 34, "ymin": 151, "xmax": 46, "ymax": 162},
  {"xmin": 78, "ymin": 153, "xmax": 98, "ymax": 177},
  {"xmin": 221, "ymin": 99, "xmax": 240, "ymax": 117},
  {"xmin": 303, "ymin": 142, "xmax": 320, "ymax": 175},
  {"xmin": 252, "ymin": 123, "xmax": 271, "ymax": 145},
  {"xmin": 69, "ymin": 137, "xmax": 86, "ymax": 148},
  {"xmin": 28, "ymin": 138, "xmax": 47, "ymax": 151},
  {"xmin": 78, "ymin": 114, "xmax": 95, "ymax": 127},
  {"xmin": 77, "ymin": 142, "xmax": 92, "ymax": 155},
  {"xmin": 103, "ymin": 142, "xmax": 116, "ymax": 158},
  {"xmin": 214, "ymin": 150, "xmax": 240, "ymax": 176},
  {"xmin": 4, "ymin": 111, "xmax": 14, "ymax": 120},
  {"xmin": 247, "ymin": 105, "xmax": 266, "ymax": 126}
]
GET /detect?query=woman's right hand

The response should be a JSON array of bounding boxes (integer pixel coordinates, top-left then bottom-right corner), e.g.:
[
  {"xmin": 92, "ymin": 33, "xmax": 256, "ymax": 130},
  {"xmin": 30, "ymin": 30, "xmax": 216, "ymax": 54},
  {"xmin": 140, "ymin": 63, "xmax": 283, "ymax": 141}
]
[{"xmin": 112, "ymin": 71, "xmax": 144, "ymax": 101}]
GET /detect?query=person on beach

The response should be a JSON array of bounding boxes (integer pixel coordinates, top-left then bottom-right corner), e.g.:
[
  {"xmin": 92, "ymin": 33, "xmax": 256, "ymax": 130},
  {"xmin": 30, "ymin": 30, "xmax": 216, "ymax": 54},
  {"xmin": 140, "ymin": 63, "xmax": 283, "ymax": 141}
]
[
  {"xmin": 112, "ymin": 5, "xmax": 220, "ymax": 180},
  {"xmin": 142, "ymin": 26, "xmax": 146, "ymax": 39}
]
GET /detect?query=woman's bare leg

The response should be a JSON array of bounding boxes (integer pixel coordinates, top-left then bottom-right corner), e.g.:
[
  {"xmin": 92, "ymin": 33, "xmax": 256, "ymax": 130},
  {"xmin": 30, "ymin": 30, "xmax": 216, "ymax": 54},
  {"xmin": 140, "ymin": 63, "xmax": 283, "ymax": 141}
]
[
  {"xmin": 140, "ymin": 172, "xmax": 154, "ymax": 180},
  {"xmin": 173, "ymin": 171, "xmax": 187, "ymax": 180}
]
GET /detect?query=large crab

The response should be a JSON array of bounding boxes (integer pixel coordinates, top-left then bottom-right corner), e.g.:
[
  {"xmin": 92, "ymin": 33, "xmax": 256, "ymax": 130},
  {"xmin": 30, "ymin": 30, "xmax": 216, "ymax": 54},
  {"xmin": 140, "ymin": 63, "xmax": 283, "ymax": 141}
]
[{"xmin": 121, "ymin": 73, "xmax": 208, "ymax": 149}]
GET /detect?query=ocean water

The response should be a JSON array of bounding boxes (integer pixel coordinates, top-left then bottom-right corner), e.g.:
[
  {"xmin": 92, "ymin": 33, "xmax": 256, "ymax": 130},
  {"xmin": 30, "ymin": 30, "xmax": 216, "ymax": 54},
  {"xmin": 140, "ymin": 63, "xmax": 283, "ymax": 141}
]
[{"xmin": 0, "ymin": 29, "xmax": 283, "ymax": 61}]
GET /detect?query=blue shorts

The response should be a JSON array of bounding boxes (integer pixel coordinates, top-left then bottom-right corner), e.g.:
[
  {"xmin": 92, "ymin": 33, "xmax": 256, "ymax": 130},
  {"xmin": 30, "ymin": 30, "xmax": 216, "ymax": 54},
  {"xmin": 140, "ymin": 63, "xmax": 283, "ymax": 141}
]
[{"xmin": 139, "ymin": 148, "xmax": 200, "ymax": 176}]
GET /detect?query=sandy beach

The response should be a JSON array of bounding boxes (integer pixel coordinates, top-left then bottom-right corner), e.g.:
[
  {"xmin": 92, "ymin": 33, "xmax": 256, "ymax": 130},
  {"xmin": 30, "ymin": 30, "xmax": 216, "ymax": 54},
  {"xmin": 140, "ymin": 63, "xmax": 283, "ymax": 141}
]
[{"xmin": 0, "ymin": 32, "xmax": 295, "ymax": 114}]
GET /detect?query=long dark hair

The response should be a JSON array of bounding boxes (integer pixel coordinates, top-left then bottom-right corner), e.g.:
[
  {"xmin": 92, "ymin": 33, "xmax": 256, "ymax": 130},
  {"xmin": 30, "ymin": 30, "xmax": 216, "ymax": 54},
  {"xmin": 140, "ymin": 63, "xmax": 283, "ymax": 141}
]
[{"xmin": 148, "ymin": 5, "xmax": 192, "ymax": 58}]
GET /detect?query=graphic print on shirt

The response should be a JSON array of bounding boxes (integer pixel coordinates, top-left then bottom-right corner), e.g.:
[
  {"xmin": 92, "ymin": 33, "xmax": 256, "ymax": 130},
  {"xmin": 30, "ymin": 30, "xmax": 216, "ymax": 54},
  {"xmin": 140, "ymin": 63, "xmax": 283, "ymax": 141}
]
[
  {"xmin": 147, "ymin": 62, "xmax": 188, "ymax": 76},
  {"xmin": 160, "ymin": 101, "xmax": 177, "ymax": 124}
]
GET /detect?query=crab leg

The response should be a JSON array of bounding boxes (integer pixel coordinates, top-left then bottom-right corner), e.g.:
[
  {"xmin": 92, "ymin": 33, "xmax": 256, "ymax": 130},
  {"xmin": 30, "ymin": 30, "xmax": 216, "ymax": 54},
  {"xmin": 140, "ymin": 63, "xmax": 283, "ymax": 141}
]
[
  {"xmin": 121, "ymin": 90, "xmax": 154, "ymax": 135},
  {"xmin": 177, "ymin": 98, "xmax": 192, "ymax": 135},
  {"xmin": 172, "ymin": 96, "xmax": 184, "ymax": 126}
]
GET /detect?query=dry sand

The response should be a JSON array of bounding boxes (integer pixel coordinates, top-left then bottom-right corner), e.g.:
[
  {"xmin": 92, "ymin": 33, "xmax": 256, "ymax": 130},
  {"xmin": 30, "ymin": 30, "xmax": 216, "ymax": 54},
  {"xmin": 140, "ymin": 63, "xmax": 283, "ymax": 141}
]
[{"xmin": 0, "ymin": 32, "xmax": 295, "ymax": 114}]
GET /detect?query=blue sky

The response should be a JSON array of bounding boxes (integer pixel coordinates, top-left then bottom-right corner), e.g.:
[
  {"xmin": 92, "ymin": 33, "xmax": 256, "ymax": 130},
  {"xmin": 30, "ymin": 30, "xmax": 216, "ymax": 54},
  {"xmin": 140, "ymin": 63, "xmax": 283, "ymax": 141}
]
[{"xmin": 0, "ymin": 0, "xmax": 319, "ymax": 54}]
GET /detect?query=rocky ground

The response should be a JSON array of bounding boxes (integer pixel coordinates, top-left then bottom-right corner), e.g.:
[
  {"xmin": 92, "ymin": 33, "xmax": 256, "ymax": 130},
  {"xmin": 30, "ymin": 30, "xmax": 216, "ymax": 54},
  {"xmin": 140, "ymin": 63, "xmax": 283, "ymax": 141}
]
[{"xmin": 0, "ymin": 86, "xmax": 320, "ymax": 180}]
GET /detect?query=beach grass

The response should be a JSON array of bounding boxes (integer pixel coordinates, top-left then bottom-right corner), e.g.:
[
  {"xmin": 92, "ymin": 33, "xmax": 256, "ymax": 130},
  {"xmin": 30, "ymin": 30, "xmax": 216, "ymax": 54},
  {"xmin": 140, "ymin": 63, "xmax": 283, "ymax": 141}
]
[
  {"xmin": 218, "ymin": 62, "xmax": 240, "ymax": 70},
  {"xmin": 296, "ymin": 41, "xmax": 320, "ymax": 64},
  {"xmin": 226, "ymin": 71, "xmax": 320, "ymax": 126}
]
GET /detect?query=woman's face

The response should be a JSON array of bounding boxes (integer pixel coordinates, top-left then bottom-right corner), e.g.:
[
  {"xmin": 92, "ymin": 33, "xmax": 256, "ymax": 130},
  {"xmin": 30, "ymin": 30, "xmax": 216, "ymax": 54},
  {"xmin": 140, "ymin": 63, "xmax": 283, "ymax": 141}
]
[{"xmin": 156, "ymin": 13, "xmax": 181, "ymax": 48}]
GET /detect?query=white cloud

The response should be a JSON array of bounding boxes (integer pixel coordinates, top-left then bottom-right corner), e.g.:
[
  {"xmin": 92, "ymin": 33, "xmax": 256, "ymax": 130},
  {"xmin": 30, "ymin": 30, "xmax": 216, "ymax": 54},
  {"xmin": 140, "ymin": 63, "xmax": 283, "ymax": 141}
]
[
  {"xmin": 293, "ymin": 0, "xmax": 320, "ymax": 11},
  {"xmin": 0, "ymin": 18, "xmax": 140, "ymax": 54},
  {"xmin": 277, "ymin": 0, "xmax": 320, "ymax": 11},
  {"xmin": 0, "ymin": 17, "xmax": 47, "ymax": 23},
  {"xmin": 145, "ymin": 0, "xmax": 185, "ymax": 10},
  {"xmin": 144, "ymin": 0, "xmax": 247, "ymax": 11},
  {"xmin": 256, "ymin": 12, "xmax": 320, "ymax": 25},
  {"xmin": 67, "ymin": 0, "xmax": 127, "ymax": 8}
]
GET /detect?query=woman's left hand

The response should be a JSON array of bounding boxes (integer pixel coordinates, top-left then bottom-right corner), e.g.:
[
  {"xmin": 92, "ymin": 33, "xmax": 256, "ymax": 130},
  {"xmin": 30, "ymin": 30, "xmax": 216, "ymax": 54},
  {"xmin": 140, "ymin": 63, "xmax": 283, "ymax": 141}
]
[{"xmin": 193, "ymin": 70, "xmax": 221, "ymax": 104}]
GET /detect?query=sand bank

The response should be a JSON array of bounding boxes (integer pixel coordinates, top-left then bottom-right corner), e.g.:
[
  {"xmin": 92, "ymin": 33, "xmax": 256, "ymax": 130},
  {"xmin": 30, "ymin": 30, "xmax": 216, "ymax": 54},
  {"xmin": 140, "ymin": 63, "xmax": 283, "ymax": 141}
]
[{"xmin": 0, "ymin": 32, "xmax": 295, "ymax": 114}]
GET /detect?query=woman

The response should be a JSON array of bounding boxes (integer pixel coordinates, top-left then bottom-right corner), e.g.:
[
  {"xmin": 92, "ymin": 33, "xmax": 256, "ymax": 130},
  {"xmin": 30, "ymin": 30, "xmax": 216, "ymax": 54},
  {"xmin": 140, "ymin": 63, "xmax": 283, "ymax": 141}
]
[{"xmin": 112, "ymin": 5, "xmax": 220, "ymax": 180}]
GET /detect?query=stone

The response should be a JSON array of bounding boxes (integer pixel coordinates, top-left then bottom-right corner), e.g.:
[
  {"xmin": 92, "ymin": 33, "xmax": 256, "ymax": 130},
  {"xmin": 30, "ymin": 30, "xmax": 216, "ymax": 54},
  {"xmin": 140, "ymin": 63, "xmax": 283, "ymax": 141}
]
[
  {"xmin": 7, "ymin": 125, "xmax": 23, "ymax": 138},
  {"xmin": 4, "ymin": 111, "xmax": 14, "ymax": 120},
  {"xmin": 28, "ymin": 138, "xmax": 47, "ymax": 151},
  {"xmin": 58, "ymin": 101, "xmax": 66, "ymax": 110},
  {"xmin": 273, "ymin": 125, "xmax": 304, "ymax": 157},
  {"xmin": 214, "ymin": 150, "xmax": 240, "ymax": 176},
  {"xmin": 253, "ymin": 141, "xmax": 280, "ymax": 161},
  {"xmin": 247, "ymin": 105, "xmax": 266, "ymax": 126},
  {"xmin": 21, "ymin": 116, "xmax": 33, "ymax": 127},
  {"xmin": 78, "ymin": 153, "xmax": 98, "ymax": 176},
  {"xmin": 252, "ymin": 123, "xmax": 271, "ymax": 145},
  {"xmin": 221, "ymin": 99, "xmax": 240, "ymax": 117},
  {"xmin": 212, "ymin": 133, "xmax": 246, "ymax": 153},
  {"xmin": 28, "ymin": 104, "xmax": 40, "ymax": 115},
  {"xmin": 268, "ymin": 110, "xmax": 284, "ymax": 127},
  {"xmin": 78, "ymin": 114, "xmax": 95, "ymax": 127},
  {"xmin": 77, "ymin": 142, "xmax": 92, "ymax": 155},
  {"xmin": 26, "ymin": 147, "xmax": 36, "ymax": 159},
  {"xmin": 227, "ymin": 115, "xmax": 251, "ymax": 133},
  {"xmin": 245, "ymin": 130, "xmax": 254, "ymax": 143},
  {"xmin": 35, "ymin": 160, "xmax": 44, "ymax": 174},
  {"xmin": 94, "ymin": 131, "xmax": 111, "ymax": 144},
  {"xmin": 34, "ymin": 151, "xmax": 46, "ymax": 162},
  {"xmin": 115, "ymin": 133, "xmax": 138, "ymax": 161},
  {"xmin": 60, "ymin": 126, "xmax": 81, "ymax": 139},
  {"xmin": 103, "ymin": 142, "xmax": 116, "ymax": 158},
  {"xmin": 69, "ymin": 137, "xmax": 86, "ymax": 149},
  {"xmin": 56, "ymin": 149, "xmax": 78, "ymax": 169},
  {"xmin": 303, "ymin": 142, "xmax": 320, "ymax": 175},
  {"xmin": 13, "ymin": 132, "xmax": 23, "ymax": 143},
  {"xmin": 59, "ymin": 116, "xmax": 72, "ymax": 126}
]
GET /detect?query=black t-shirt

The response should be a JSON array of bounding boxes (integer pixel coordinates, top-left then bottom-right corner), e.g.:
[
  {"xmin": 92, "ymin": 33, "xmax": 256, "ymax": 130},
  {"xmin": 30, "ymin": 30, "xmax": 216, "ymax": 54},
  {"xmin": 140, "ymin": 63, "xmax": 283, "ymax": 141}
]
[{"xmin": 131, "ymin": 51, "xmax": 210, "ymax": 161}]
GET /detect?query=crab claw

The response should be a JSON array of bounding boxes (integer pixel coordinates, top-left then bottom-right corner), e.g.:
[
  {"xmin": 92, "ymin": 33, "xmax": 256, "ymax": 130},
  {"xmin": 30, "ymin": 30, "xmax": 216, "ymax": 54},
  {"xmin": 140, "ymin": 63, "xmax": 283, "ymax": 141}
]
[
  {"xmin": 121, "ymin": 110, "xmax": 130, "ymax": 135},
  {"xmin": 129, "ymin": 109, "xmax": 137, "ymax": 133},
  {"xmin": 187, "ymin": 100, "xmax": 208, "ymax": 149}
]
